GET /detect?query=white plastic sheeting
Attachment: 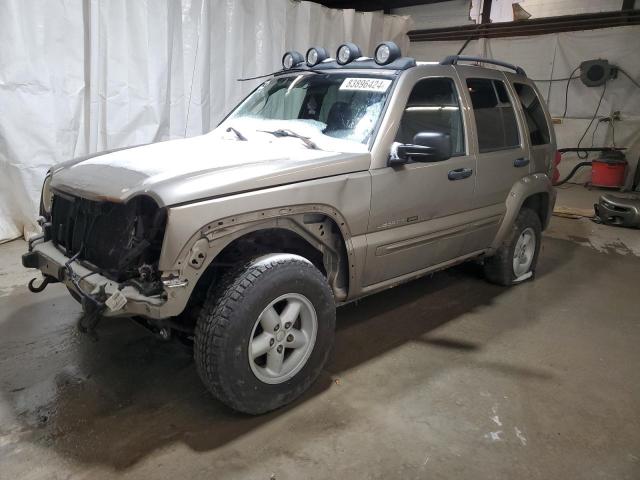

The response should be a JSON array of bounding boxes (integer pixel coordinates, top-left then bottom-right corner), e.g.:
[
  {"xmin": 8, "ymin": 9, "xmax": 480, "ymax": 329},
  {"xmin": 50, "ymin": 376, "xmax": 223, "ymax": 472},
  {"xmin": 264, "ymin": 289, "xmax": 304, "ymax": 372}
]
[
  {"xmin": 0, "ymin": 0, "xmax": 412, "ymax": 243},
  {"xmin": 410, "ymin": 26, "xmax": 640, "ymax": 186}
]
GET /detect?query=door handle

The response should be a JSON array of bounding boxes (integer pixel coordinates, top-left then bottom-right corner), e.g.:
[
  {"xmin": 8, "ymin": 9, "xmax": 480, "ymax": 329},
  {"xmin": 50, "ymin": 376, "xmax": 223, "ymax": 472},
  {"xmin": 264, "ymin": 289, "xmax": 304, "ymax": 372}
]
[
  {"xmin": 514, "ymin": 157, "xmax": 530, "ymax": 168},
  {"xmin": 448, "ymin": 168, "xmax": 473, "ymax": 181}
]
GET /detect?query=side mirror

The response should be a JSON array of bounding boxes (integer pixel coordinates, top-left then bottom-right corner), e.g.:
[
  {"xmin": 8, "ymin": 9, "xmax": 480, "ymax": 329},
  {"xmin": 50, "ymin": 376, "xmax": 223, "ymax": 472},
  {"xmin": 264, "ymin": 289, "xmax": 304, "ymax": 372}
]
[{"xmin": 389, "ymin": 131, "xmax": 452, "ymax": 166}]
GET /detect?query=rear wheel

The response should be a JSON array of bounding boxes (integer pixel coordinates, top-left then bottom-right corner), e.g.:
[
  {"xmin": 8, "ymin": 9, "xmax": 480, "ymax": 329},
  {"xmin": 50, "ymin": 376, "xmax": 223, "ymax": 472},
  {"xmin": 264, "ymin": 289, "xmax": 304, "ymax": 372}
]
[
  {"xmin": 194, "ymin": 254, "xmax": 335, "ymax": 414},
  {"xmin": 484, "ymin": 208, "xmax": 541, "ymax": 286}
]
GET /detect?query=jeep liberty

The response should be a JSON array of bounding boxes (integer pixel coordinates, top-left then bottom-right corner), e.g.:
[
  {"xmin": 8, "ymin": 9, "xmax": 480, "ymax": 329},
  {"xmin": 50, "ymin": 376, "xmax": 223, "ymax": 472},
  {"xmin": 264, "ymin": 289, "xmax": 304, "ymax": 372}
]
[{"xmin": 23, "ymin": 43, "xmax": 556, "ymax": 414}]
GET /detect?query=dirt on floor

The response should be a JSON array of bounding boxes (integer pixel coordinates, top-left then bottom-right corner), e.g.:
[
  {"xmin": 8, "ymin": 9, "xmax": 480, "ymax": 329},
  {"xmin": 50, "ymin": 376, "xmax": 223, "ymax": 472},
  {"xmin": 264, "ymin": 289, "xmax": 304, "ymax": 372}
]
[{"xmin": 0, "ymin": 220, "xmax": 639, "ymax": 479}]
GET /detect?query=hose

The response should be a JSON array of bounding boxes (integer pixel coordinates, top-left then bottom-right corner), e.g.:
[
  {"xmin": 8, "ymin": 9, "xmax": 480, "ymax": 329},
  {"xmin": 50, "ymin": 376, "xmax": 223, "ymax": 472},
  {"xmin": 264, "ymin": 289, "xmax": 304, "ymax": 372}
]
[{"xmin": 554, "ymin": 161, "xmax": 592, "ymax": 186}]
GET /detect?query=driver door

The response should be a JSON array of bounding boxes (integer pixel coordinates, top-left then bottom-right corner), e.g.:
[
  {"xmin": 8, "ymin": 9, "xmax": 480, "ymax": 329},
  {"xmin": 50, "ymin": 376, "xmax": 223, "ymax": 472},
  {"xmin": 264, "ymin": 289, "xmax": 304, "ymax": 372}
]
[{"xmin": 363, "ymin": 76, "xmax": 477, "ymax": 287}]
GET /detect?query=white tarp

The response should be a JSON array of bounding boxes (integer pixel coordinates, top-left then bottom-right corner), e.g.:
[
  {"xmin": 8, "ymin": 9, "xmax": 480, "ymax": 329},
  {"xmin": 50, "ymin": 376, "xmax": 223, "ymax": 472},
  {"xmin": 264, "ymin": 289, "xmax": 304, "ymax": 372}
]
[
  {"xmin": 409, "ymin": 26, "xmax": 640, "ymax": 185},
  {"xmin": 0, "ymin": 0, "xmax": 412, "ymax": 243}
]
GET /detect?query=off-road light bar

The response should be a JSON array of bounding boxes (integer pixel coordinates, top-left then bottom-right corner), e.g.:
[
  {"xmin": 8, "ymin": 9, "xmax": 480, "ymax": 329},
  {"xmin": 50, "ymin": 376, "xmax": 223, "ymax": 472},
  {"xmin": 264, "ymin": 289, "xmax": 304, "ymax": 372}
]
[
  {"xmin": 282, "ymin": 51, "xmax": 304, "ymax": 69},
  {"xmin": 306, "ymin": 47, "xmax": 329, "ymax": 67},
  {"xmin": 336, "ymin": 42, "xmax": 361, "ymax": 65},
  {"xmin": 374, "ymin": 41, "xmax": 401, "ymax": 65}
]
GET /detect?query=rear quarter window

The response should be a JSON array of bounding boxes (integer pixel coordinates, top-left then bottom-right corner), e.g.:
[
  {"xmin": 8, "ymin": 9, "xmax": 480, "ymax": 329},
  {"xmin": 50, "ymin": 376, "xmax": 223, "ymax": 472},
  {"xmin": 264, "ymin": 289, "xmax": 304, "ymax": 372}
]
[
  {"xmin": 466, "ymin": 78, "xmax": 519, "ymax": 153},
  {"xmin": 513, "ymin": 83, "xmax": 551, "ymax": 146}
]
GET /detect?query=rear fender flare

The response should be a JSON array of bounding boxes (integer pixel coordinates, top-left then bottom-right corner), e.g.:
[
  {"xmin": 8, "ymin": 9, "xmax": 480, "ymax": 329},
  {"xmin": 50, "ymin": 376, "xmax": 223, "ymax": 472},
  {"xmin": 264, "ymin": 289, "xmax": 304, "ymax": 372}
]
[{"xmin": 490, "ymin": 173, "xmax": 555, "ymax": 251}]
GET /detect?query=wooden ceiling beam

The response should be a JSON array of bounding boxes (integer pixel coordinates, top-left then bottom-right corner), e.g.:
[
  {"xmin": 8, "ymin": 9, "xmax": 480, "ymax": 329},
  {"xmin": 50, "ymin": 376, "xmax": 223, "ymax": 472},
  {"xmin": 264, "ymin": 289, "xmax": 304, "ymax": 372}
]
[
  {"xmin": 313, "ymin": 0, "xmax": 450, "ymax": 12},
  {"xmin": 409, "ymin": 9, "xmax": 640, "ymax": 42}
]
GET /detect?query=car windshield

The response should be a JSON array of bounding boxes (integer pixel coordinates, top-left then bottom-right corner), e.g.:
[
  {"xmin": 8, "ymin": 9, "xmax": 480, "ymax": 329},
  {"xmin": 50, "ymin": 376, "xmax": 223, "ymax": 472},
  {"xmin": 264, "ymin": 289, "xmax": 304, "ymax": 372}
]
[{"xmin": 218, "ymin": 73, "xmax": 394, "ymax": 152}]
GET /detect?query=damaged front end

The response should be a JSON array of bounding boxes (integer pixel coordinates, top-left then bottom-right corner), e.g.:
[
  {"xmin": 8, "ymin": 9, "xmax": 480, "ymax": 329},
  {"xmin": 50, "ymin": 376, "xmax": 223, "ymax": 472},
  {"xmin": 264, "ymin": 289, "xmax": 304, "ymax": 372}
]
[
  {"xmin": 50, "ymin": 192, "xmax": 166, "ymax": 288},
  {"xmin": 23, "ymin": 191, "xmax": 168, "ymax": 328}
]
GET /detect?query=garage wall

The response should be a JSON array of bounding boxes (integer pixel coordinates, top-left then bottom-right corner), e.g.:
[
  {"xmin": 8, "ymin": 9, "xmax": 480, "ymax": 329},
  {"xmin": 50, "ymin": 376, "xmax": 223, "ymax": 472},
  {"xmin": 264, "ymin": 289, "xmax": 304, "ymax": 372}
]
[
  {"xmin": 0, "ymin": 0, "xmax": 412, "ymax": 243},
  {"xmin": 391, "ymin": 1, "xmax": 474, "ymax": 29},
  {"xmin": 409, "ymin": 26, "xmax": 640, "ymax": 187},
  {"xmin": 522, "ymin": 0, "xmax": 639, "ymax": 18},
  {"xmin": 393, "ymin": 0, "xmax": 640, "ymax": 27}
]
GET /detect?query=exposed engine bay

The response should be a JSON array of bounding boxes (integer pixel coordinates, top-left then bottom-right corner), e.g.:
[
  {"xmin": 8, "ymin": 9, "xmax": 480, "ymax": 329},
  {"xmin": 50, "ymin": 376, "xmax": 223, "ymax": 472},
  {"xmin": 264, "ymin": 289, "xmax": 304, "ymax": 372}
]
[{"xmin": 48, "ymin": 192, "xmax": 167, "ymax": 295}]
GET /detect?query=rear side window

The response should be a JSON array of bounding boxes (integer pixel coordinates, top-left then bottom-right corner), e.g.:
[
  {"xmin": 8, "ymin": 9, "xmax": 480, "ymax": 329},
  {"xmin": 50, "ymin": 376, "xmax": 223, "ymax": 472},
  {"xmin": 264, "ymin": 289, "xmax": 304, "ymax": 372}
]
[
  {"xmin": 395, "ymin": 77, "xmax": 465, "ymax": 156},
  {"xmin": 466, "ymin": 78, "xmax": 519, "ymax": 153},
  {"xmin": 514, "ymin": 83, "xmax": 550, "ymax": 146}
]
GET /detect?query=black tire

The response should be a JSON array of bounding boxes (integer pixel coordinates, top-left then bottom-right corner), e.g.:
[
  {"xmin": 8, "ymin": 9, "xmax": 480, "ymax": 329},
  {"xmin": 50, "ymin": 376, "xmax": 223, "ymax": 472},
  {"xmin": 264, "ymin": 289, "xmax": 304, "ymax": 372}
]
[
  {"xmin": 194, "ymin": 254, "xmax": 335, "ymax": 414},
  {"xmin": 484, "ymin": 208, "xmax": 542, "ymax": 286}
]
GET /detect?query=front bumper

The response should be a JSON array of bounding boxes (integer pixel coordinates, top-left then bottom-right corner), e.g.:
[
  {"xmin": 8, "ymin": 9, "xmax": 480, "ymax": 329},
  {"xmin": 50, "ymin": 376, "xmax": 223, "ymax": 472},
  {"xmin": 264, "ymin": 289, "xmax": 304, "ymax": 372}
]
[
  {"xmin": 594, "ymin": 194, "xmax": 640, "ymax": 228},
  {"xmin": 23, "ymin": 239, "xmax": 166, "ymax": 318}
]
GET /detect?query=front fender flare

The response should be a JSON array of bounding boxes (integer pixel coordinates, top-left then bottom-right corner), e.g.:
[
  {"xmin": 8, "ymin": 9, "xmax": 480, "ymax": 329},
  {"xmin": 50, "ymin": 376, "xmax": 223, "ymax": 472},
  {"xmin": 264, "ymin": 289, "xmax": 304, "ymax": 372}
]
[{"xmin": 159, "ymin": 204, "xmax": 357, "ymax": 317}]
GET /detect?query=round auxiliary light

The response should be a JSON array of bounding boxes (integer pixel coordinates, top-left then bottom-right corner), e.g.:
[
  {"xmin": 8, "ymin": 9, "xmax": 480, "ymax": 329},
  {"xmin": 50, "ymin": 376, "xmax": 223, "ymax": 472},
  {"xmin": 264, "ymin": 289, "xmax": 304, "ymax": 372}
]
[
  {"xmin": 282, "ymin": 51, "xmax": 304, "ymax": 70},
  {"xmin": 374, "ymin": 41, "xmax": 401, "ymax": 65},
  {"xmin": 336, "ymin": 42, "xmax": 361, "ymax": 65},
  {"xmin": 306, "ymin": 47, "xmax": 329, "ymax": 67}
]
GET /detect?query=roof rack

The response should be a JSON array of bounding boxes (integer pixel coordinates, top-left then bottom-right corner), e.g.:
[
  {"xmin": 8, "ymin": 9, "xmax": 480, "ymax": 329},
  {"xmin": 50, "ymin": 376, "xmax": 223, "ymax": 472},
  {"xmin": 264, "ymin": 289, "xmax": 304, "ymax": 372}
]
[{"xmin": 440, "ymin": 55, "xmax": 527, "ymax": 76}]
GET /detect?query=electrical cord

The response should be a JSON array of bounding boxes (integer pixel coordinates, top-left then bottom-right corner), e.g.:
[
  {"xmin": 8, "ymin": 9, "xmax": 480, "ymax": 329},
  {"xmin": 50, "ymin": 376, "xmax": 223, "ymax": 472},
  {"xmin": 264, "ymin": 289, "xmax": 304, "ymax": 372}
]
[
  {"xmin": 617, "ymin": 67, "xmax": 640, "ymax": 89},
  {"xmin": 532, "ymin": 75, "xmax": 579, "ymax": 82},
  {"xmin": 611, "ymin": 116, "xmax": 616, "ymax": 147},
  {"xmin": 590, "ymin": 114, "xmax": 618, "ymax": 149},
  {"xmin": 542, "ymin": 64, "xmax": 638, "ymax": 118},
  {"xmin": 457, "ymin": 22, "xmax": 485, "ymax": 55},
  {"xmin": 561, "ymin": 66, "xmax": 582, "ymax": 118},
  {"xmin": 552, "ymin": 62, "xmax": 634, "ymax": 169},
  {"xmin": 590, "ymin": 118, "xmax": 601, "ymax": 148},
  {"xmin": 575, "ymin": 81, "xmax": 608, "ymax": 159}
]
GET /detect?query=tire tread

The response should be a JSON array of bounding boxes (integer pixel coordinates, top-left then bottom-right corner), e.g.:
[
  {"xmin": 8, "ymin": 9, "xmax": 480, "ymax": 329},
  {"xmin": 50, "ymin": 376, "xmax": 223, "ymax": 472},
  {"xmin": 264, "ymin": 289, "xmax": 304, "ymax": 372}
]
[
  {"xmin": 484, "ymin": 208, "xmax": 541, "ymax": 286},
  {"xmin": 194, "ymin": 256, "xmax": 332, "ymax": 414}
]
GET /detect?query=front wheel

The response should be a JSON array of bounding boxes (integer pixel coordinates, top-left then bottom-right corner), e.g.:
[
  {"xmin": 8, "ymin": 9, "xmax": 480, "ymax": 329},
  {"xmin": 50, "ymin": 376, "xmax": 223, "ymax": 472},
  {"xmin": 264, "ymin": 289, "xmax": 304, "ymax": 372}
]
[
  {"xmin": 194, "ymin": 254, "xmax": 335, "ymax": 414},
  {"xmin": 484, "ymin": 208, "xmax": 542, "ymax": 286}
]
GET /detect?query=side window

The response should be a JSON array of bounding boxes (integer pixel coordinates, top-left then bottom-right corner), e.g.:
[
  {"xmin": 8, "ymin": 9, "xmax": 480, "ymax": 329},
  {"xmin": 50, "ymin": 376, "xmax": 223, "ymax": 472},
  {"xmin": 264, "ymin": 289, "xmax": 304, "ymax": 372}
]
[
  {"xmin": 395, "ymin": 77, "xmax": 465, "ymax": 156},
  {"xmin": 466, "ymin": 78, "xmax": 519, "ymax": 153},
  {"xmin": 514, "ymin": 83, "xmax": 551, "ymax": 146}
]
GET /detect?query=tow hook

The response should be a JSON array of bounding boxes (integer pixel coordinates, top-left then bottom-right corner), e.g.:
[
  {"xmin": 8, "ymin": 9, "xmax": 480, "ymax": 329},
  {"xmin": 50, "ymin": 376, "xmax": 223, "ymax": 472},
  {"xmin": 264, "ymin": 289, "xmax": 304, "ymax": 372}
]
[{"xmin": 27, "ymin": 275, "xmax": 57, "ymax": 293}]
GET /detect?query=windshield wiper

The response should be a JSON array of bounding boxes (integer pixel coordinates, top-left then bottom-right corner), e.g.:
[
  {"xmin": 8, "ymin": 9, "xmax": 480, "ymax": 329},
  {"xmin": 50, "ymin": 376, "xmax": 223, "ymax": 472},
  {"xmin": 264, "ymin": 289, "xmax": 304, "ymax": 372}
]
[
  {"xmin": 226, "ymin": 126, "xmax": 247, "ymax": 141},
  {"xmin": 259, "ymin": 129, "xmax": 320, "ymax": 150}
]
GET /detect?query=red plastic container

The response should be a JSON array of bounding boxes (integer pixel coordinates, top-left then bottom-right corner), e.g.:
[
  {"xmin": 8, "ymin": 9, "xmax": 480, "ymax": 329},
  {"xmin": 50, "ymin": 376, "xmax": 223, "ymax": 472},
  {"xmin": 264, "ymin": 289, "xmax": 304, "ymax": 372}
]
[{"xmin": 591, "ymin": 157, "xmax": 626, "ymax": 188}]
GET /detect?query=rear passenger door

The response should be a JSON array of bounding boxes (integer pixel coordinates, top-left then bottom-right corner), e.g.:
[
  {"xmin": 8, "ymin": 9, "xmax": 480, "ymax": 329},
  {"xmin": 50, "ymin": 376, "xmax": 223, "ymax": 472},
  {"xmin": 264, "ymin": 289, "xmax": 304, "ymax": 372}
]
[{"xmin": 456, "ymin": 69, "xmax": 529, "ymax": 253}]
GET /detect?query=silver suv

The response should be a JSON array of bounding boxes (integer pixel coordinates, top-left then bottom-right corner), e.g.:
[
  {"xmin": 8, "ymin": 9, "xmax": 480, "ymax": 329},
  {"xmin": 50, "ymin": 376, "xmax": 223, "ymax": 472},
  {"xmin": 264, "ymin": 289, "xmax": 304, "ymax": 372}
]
[{"xmin": 23, "ymin": 43, "xmax": 556, "ymax": 414}]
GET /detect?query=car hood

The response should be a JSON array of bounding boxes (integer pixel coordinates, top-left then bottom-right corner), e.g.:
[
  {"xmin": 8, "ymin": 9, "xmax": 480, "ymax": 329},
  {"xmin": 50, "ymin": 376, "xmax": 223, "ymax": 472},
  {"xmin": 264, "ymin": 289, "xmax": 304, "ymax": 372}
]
[{"xmin": 50, "ymin": 134, "xmax": 371, "ymax": 206}]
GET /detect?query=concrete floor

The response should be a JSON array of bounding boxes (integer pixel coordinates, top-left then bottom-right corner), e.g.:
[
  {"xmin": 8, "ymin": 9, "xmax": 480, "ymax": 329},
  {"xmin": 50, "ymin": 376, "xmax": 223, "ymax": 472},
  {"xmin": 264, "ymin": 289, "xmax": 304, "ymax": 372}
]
[
  {"xmin": 550, "ymin": 184, "xmax": 640, "ymax": 256},
  {"xmin": 1, "ymin": 195, "xmax": 639, "ymax": 479}
]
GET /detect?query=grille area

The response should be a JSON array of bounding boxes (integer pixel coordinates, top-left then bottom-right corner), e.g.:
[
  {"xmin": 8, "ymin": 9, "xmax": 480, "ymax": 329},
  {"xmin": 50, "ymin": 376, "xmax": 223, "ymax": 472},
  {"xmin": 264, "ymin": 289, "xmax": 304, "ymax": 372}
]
[{"xmin": 50, "ymin": 192, "xmax": 166, "ymax": 281}]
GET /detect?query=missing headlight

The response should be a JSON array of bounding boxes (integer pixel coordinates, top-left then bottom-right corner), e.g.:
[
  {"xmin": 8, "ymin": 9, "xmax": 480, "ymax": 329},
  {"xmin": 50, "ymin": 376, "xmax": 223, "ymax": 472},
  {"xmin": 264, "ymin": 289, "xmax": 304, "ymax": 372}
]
[{"xmin": 50, "ymin": 193, "xmax": 167, "ymax": 283}]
